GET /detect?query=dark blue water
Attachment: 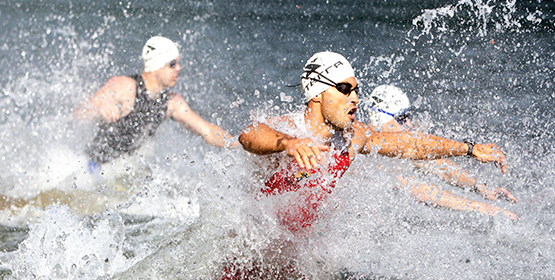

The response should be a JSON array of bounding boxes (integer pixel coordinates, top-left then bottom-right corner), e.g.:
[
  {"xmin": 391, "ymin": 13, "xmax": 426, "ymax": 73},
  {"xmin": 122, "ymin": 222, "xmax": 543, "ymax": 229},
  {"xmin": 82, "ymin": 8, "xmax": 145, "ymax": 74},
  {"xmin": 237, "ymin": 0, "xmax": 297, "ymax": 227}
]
[{"xmin": 1, "ymin": 0, "xmax": 554, "ymax": 278}]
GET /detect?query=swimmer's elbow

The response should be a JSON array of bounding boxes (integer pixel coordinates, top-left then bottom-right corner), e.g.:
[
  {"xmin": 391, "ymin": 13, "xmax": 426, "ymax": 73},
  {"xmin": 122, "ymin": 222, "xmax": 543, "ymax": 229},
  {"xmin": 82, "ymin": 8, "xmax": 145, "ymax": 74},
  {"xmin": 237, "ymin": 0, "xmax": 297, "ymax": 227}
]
[
  {"xmin": 239, "ymin": 125, "xmax": 256, "ymax": 143},
  {"xmin": 238, "ymin": 132, "xmax": 251, "ymax": 150},
  {"xmin": 238, "ymin": 131, "xmax": 267, "ymax": 154}
]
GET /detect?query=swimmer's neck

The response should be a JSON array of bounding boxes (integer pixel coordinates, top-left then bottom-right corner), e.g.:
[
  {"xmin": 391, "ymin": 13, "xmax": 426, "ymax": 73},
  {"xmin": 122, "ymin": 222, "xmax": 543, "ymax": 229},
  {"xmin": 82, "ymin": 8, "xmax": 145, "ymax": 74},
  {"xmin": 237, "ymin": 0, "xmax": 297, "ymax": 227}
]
[
  {"xmin": 304, "ymin": 103, "xmax": 340, "ymax": 143},
  {"xmin": 141, "ymin": 72, "xmax": 166, "ymax": 99}
]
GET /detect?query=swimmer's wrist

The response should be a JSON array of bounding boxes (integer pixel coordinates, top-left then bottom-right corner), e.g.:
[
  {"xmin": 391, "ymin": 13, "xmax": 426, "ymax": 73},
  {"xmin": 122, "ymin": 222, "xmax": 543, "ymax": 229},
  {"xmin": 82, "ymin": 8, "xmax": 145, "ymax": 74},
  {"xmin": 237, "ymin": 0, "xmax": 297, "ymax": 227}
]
[
  {"xmin": 471, "ymin": 184, "xmax": 486, "ymax": 195},
  {"xmin": 281, "ymin": 137, "xmax": 293, "ymax": 151},
  {"xmin": 281, "ymin": 136, "xmax": 298, "ymax": 153},
  {"xmin": 463, "ymin": 139, "xmax": 475, "ymax": 157}
]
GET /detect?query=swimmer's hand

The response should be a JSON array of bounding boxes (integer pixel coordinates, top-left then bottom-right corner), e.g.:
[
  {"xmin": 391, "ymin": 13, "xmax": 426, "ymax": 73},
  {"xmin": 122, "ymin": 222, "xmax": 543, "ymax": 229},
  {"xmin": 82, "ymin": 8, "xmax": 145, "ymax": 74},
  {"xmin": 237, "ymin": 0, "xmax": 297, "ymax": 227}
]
[
  {"xmin": 72, "ymin": 102, "xmax": 121, "ymax": 123},
  {"xmin": 285, "ymin": 138, "xmax": 329, "ymax": 170},
  {"xmin": 476, "ymin": 185, "xmax": 518, "ymax": 203},
  {"xmin": 500, "ymin": 209, "xmax": 518, "ymax": 221},
  {"xmin": 225, "ymin": 140, "xmax": 240, "ymax": 149},
  {"xmin": 98, "ymin": 103, "xmax": 122, "ymax": 123},
  {"xmin": 471, "ymin": 143, "xmax": 507, "ymax": 174}
]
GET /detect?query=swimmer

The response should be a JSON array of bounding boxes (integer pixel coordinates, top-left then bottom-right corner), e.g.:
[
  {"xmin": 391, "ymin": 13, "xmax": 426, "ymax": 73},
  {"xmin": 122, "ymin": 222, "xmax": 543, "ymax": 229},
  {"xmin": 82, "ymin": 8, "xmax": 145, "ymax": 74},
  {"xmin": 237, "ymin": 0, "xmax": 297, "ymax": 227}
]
[
  {"xmin": 239, "ymin": 51, "xmax": 509, "ymax": 234},
  {"xmin": 366, "ymin": 85, "xmax": 517, "ymax": 219},
  {"xmin": 73, "ymin": 36, "xmax": 236, "ymax": 168},
  {"xmin": 0, "ymin": 37, "xmax": 238, "ymax": 215}
]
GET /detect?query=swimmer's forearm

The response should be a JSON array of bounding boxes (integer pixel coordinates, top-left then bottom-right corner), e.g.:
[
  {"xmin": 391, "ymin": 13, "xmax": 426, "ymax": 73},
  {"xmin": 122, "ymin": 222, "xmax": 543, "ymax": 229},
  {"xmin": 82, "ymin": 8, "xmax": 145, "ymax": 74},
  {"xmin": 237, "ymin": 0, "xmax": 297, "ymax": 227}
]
[
  {"xmin": 369, "ymin": 132, "xmax": 469, "ymax": 160},
  {"xmin": 410, "ymin": 183, "xmax": 516, "ymax": 220},
  {"xmin": 414, "ymin": 159, "xmax": 477, "ymax": 189},
  {"xmin": 203, "ymin": 126, "xmax": 238, "ymax": 148},
  {"xmin": 239, "ymin": 123, "xmax": 293, "ymax": 155},
  {"xmin": 72, "ymin": 103, "xmax": 102, "ymax": 121},
  {"xmin": 170, "ymin": 102, "xmax": 236, "ymax": 148},
  {"xmin": 437, "ymin": 159, "xmax": 478, "ymax": 188}
]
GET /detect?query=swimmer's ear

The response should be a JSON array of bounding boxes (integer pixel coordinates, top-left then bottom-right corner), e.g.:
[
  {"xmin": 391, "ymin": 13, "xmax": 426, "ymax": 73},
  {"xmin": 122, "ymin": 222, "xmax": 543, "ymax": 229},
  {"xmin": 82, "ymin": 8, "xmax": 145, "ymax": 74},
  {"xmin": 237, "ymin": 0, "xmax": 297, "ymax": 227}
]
[{"xmin": 311, "ymin": 94, "xmax": 322, "ymax": 103}]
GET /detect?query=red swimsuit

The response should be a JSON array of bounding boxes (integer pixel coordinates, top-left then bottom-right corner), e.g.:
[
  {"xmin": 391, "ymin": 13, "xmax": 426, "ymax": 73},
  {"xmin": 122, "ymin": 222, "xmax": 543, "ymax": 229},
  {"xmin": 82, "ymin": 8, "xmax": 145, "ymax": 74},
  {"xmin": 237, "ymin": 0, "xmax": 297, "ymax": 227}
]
[{"xmin": 262, "ymin": 148, "xmax": 351, "ymax": 233}]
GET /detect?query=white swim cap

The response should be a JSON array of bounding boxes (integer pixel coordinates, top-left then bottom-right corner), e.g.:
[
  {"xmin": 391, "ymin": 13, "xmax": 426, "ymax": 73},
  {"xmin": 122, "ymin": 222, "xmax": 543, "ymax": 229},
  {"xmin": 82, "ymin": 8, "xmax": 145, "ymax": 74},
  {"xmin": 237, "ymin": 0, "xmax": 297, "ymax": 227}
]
[
  {"xmin": 142, "ymin": 36, "xmax": 179, "ymax": 73},
  {"xmin": 300, "ymin": 51, "xmax": 355, "ymax": 102},
  {"xmin": 367, "ymin": 85, "xmax": 410, "ymax": 127}
]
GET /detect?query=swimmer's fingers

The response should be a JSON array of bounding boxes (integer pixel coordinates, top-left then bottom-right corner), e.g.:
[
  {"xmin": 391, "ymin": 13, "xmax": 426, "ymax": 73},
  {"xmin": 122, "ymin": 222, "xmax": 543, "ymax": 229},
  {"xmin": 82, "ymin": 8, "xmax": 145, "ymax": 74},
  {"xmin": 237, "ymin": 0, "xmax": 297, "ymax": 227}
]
[
  {"xmin": 489, "ymin": 205, "xmax": 517, "ymax": 221},
  {"xmin": 288, "ymin": 140, "xmax": 316, "ymax": 169},
  {"xmin": 298, "ymin": 146, "xmax": 314, "ymax": 169},
  {"xmin": 502, "ymin": 210, "xmax": 518, "ymax": 221},
  {"xmin": 292, "ymin": 150, "xmax": 306, "ymax": 169},
  {"xmin": 300, "ymin": 144, "xmax": 319, "ymax": 170},
  {"xmin": 305, "ymin": 143, "xmax": 330, "ymax": 169},
  {"xmin": 497, "ymin": 157, "xmax": 507, "ymax": 174},
  {"xmin": 293, "ymin": 143, "xmax": 323, "ymax": 170},
  {"xmin": 306, "ymin": 153, "xmax": 318, "ymax": 170},
  {"xmin": 473, "ymin": 143, "xmax": 507, "ymax": 174},
  {"xmin": 98, "ymin": 105, "xmax": 121, "ymax": 123},
  {"xmin": 111, "ymin": 106, "xmax": 122, "ymax": 122},
  {"xmin": 286, "ymin": 139, "xmax": 329, "ymax": 169},
  {"xmin": 494, "ymin": 188, "xmax": 518, "ymax": 203},
  {"xmin": 309, "ymin": 144, "xmax": 329, "ymax": 161},
  {"xmin": 97, "ymin": 107, "xmax": 109, "ymax": 121}
]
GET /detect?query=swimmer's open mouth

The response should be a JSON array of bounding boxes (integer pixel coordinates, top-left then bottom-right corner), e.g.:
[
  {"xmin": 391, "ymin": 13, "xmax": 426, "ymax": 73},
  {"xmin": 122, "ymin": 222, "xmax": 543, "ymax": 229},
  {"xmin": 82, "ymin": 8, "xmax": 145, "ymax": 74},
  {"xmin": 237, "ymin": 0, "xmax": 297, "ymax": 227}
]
[{"xmin": 348, "ymin": 107, "xmax": 357, "ymax": 116}]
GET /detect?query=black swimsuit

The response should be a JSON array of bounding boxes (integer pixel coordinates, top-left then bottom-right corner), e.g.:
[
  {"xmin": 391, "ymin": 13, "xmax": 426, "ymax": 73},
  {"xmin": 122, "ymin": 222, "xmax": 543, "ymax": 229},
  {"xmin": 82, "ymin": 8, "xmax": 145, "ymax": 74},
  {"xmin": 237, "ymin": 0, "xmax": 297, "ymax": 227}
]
[{"xmin": 87, "ymin": 75, "xmax": 170, "ymax": 164}]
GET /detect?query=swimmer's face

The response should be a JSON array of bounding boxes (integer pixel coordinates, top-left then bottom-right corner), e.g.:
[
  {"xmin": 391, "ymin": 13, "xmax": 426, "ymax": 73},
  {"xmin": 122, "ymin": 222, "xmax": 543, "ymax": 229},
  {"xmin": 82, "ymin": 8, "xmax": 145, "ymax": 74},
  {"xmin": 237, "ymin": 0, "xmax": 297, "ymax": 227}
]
[
  {"xmin": 319, "ymin": 77, "xmax": 359, "ymax": 130},
  {"xmin": 156, "ymin": 57, "xmax": 181, "ymax": 88}
]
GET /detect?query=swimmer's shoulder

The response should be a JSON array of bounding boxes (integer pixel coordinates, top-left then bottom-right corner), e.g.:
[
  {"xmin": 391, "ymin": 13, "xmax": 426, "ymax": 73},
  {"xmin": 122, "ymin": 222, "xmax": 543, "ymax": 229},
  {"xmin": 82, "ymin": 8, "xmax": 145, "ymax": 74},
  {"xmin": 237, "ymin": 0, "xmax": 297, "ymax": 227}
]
[
  {"xmin": 95, "ymin": 76, "xmax": 137, "ymax": 101},
  {"xmin": 105, "ymin": 75, "xmax": 136, "ymax": 89}
]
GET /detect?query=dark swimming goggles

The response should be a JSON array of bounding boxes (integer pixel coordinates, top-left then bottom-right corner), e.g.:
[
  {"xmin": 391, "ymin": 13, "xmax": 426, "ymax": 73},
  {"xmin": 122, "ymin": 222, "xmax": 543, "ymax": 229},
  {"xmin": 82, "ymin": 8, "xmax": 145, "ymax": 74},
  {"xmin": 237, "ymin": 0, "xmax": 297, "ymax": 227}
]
[
  {"xmin": 168, "ymin": 59, "xmax": 178, "ymax": 69},
  {"xmin": 369, "ymin": 107, "xmax": 411, "ymax": 124},
  {"xmin": 301, "ymin": 71, "xmax": 359, "ymax": 96}
]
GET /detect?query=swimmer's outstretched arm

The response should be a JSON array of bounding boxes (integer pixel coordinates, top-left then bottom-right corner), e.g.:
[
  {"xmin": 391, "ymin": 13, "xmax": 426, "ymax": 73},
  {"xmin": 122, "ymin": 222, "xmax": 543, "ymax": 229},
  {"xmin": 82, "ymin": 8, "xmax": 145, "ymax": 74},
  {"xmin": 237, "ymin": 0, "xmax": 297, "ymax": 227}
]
[
  {"xmin": 398, "ymin": 176, "xmax": 517, "ymax": 220},
  {"xmin": 72, "ymin": 76, "xmax": 136, "ymax": 123},
  {"xmin": 239, "ymin": 123, "xmax": 328, "ymax": 170},
  {"xmin": 352, "ymin": 122, "xmax": 507, "ymax": 173},
  {"xmin": 168, "ymin": 94, "xmax": 237, "ymax": 148},
  {"xmin": 414, "ymin": 159, "xmax": 517, "ymax": 203}
]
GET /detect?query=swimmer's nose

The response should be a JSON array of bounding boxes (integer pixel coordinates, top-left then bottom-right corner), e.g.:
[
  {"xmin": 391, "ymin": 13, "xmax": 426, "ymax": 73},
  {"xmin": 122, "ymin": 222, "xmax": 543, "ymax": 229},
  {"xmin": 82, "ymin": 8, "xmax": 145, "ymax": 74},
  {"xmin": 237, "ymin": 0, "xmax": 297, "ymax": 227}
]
[{"xmin": 349, "ymin": 89, "xmax": 359, "ymax": 104}]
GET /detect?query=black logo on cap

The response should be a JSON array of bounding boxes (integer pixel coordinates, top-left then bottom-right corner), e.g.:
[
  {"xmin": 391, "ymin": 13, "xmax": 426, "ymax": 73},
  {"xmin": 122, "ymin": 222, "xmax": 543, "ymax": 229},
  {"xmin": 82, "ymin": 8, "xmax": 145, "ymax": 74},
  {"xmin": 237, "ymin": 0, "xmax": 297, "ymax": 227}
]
[
  {"xmin": 304, "ymin": 64, "xmax": 321, "ymax": 72},
  {"xmin": 371, "ymin": 96, "xmax": 383, "ymax": 106},
  {"xmin": 145, "ymin": 45, "xmax": 156, "ymax": 55}
]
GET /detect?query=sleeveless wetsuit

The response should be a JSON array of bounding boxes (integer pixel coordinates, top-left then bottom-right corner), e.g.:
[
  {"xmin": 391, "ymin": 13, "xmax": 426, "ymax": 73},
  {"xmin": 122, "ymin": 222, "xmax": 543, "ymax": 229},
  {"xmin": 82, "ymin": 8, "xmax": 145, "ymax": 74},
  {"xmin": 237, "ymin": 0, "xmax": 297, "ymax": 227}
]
[
  {"xmin": 261, "ymin": 114, "xmax": 352, "ymax": 234},
  {"xmin": 87, "ymin": 75, "xmax": 170, "ymax": 164}
]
